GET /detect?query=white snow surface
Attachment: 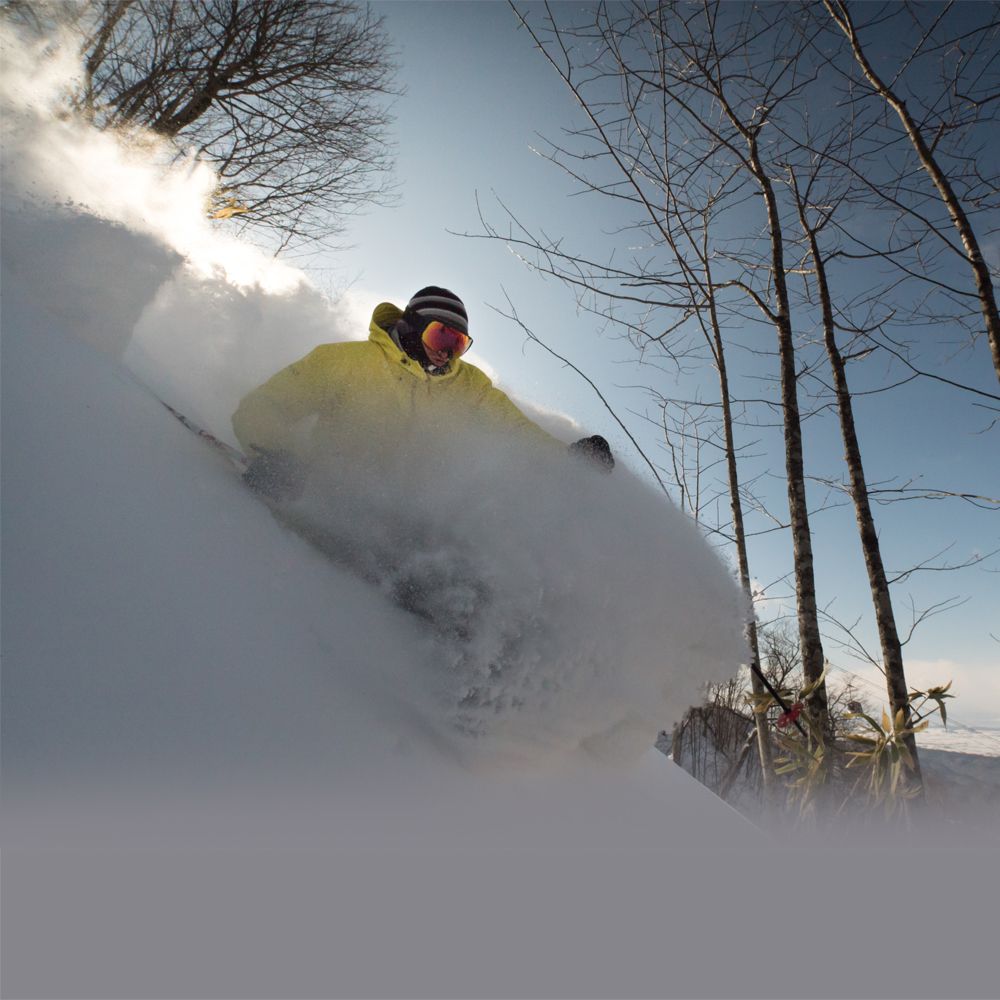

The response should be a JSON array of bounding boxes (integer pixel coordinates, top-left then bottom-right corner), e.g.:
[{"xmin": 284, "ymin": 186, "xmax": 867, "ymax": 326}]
[
  {"xmin": 3, "ymin": 26, "xmax": 998, "ymax": 1000},
  {"xmin": 1, "ymin": 193, "xmax": 753, "ymax": 788}
]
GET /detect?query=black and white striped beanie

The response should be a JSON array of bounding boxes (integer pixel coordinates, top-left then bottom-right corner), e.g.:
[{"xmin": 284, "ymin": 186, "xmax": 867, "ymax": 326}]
[{"xmin": 406, "ymin": 286, "xmax": 468, "ymax": 335}]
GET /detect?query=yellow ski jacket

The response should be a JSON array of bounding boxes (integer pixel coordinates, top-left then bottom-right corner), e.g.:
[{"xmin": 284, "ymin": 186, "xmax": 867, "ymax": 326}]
[{"xmin": 232, "ymin": 302, "xmax": 562, "ymax": 466}]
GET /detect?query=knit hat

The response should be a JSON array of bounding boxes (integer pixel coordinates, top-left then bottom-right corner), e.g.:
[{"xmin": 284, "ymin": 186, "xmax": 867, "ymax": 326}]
[{"xmin": 405, "ymin": 286, "xmax": 468, "ymax": 336}]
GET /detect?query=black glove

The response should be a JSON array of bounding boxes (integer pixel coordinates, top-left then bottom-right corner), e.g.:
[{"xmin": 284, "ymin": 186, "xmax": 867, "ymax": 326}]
[
  {"xmin": 568, "ymin": 435, "xmax": 614, "ymax": 474},
  {"xmin": 242, "ymin": 448, "xmax": 306, "ymax": 501}
]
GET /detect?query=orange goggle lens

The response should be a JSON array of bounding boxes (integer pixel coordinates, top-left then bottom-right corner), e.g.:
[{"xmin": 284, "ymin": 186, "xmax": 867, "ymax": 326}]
[{"xmin": 421, "ymin": 320, "xmax": 472, "ymax": 358}]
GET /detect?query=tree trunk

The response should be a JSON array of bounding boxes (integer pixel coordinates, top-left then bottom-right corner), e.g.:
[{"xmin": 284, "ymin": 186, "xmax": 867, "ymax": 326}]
[
  {"xmin": 802, "ymin": 217, "xmax": 924, "ymax": 795},
  {"xmin": 704, "ymin": 256, "xmax": 776, "ymax": 796},
  {"xmin": 752, "ymin": 142, "xmax": 829, "ymax": 728}
]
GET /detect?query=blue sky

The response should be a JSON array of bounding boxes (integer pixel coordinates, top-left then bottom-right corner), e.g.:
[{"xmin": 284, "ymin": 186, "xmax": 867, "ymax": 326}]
[{"xmin": 314, "ymin": 1, "xmax": 1000, "ymax": 723}]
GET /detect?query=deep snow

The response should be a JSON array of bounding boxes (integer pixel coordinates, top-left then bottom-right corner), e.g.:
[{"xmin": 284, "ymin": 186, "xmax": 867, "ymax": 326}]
[
  {"xmin": 2, "ymin": 22, "xmax": 998, "ymax": 1000},
  {"xmin": 1, "ymin": 254, "xmax": 754, "ymax": 843},
  {"xmin": 1, "ymin": 19, "xmax": 752, "ymax": 792}
]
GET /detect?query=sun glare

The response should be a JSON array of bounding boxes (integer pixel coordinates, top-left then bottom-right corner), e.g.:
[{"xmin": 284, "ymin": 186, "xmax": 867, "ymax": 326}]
[{"xmin": 1, "ymin": 25, "xmax": 305, "ymax": 297}]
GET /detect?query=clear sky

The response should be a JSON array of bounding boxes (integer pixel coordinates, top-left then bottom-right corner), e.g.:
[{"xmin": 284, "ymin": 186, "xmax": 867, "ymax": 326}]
[{"xmin": 320, "ymin": 1, "xmax": 1000, "ymax": 726}]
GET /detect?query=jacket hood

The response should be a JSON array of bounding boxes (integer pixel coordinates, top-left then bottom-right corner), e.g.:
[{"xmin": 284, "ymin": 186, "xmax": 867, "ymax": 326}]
[
  {"xmin": 371, "ymin": 301, "xmax": 404, "ymax": 339},
  {"xmin": 369, "ymin": 301, "xmax": 463, "ymax": 380}
]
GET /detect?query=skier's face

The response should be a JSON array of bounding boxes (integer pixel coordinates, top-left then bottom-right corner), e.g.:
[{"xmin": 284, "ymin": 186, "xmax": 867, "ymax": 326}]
[{"xmin": 423, "ymin": 344, "xmax": 452, "ymax": 367}]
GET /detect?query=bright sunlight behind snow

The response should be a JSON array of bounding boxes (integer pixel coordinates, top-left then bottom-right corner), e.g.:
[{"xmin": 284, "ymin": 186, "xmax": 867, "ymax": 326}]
[{"xmin": 2, "ymin": 23, "xmax": 749, "ymax": 779}]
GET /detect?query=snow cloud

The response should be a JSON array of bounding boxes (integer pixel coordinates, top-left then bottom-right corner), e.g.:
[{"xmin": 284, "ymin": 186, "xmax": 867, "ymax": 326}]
[
  {"xmin": 0, "ymin": 22, "xmax": 300, "ymax": 294},
  {"xmin": 2, "ymin": 16, "xmax": 749, "ymax": 777}
]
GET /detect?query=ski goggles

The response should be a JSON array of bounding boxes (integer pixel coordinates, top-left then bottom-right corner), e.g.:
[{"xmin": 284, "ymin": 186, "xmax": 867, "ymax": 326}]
[{"xmin": 421, "ymin": 320, "xmax": 473, "ymax": 359}]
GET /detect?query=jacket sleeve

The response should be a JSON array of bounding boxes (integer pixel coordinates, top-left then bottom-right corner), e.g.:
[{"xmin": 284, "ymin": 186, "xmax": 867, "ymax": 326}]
[
  {"xmin": 232, "ymin": 346, "xmax": 335, "ymax": 456},
  {"xmin": 475, "ymin": 381, "xmax": 566, "ymax": 452}
]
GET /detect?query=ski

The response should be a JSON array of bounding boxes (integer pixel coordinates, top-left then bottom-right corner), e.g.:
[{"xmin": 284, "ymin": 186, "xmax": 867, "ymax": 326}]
[{"xmin": 159, "ymin": 399, "xmax": 249, "ymax": 473}]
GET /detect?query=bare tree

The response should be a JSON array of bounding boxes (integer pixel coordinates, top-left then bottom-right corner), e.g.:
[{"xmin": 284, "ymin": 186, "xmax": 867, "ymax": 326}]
[
  {"xmin": 655, "ymin": 2, "xmax": 832, "ymax": 727},
  {"xmin": 71, "ymin": 0, "xmax": 399, "ymax": 251},
  {"xmin": 823, "ymin": 0, "xmax": 1000, "ymax": 383},
  {"xmin": 461, "ymin": 3, "xmax": 997, "ymax": 816},
  {"xmin": 788, "ymin": 166, "xmax": 924, "ymax": 793},
  {"xmin": 485, "ymin": 1, "xmax": 840, "ymax": 744}
]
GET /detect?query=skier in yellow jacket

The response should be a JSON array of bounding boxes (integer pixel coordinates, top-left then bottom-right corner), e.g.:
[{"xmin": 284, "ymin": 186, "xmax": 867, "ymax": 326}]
[{"xmin": 232, "ymin": 286, "xmax": 614, "ymax": 500}]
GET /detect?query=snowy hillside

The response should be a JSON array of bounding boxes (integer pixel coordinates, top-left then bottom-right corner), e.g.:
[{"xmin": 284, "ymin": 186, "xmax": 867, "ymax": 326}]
[
  {"xmin": 7, "ymin": 252, "xmax": 997, "ymax": 998},
  {"xmin": 1, "ymin": 17, "xmax": 754, "ymax": 798},
  {"xmin": 2, "ymin": 234, "xmax": 755, "ymax": 841},
  {"xmin": 3, "ymin": 24, "xmax": 998, "ymax": 1000}
]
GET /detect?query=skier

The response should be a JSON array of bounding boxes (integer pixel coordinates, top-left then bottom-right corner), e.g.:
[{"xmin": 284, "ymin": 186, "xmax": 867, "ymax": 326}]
[{"xmin": 232, "ymin": 286, "xmax": 614, "ymax": 500}]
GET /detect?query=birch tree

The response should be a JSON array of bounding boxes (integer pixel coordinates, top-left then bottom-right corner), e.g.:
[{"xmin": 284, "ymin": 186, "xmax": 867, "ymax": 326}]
[
  {"xmin": 472, "ymin": 1, "xmax": 998, "ymax": 809},
  {"xmin": 788, "ymin": 166, "xmax": 924, "ymax": 792}
]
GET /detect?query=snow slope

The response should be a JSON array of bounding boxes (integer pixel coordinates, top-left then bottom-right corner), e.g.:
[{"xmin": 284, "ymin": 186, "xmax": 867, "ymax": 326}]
[
  {"xmin": 0, "ymin": 122, "xmax": 767, "ymax": 1000},
  {"xmin": 2, "ymin": 24, "xmax": 998, "ymax": 1000},
  {"xmin": 6, "ymin": 270, "xmax": 996, "ymax": 998},
  {"xmin": 2, "ymin": 252, "xmax": 754, "ymax": 848},
  {"xmin": 1, "ymin": 191, "xmax": 754, "ymax": 776},
  {"xmin": 1, "ymin": 18, "xmax": 752, "ymax": 800}
]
